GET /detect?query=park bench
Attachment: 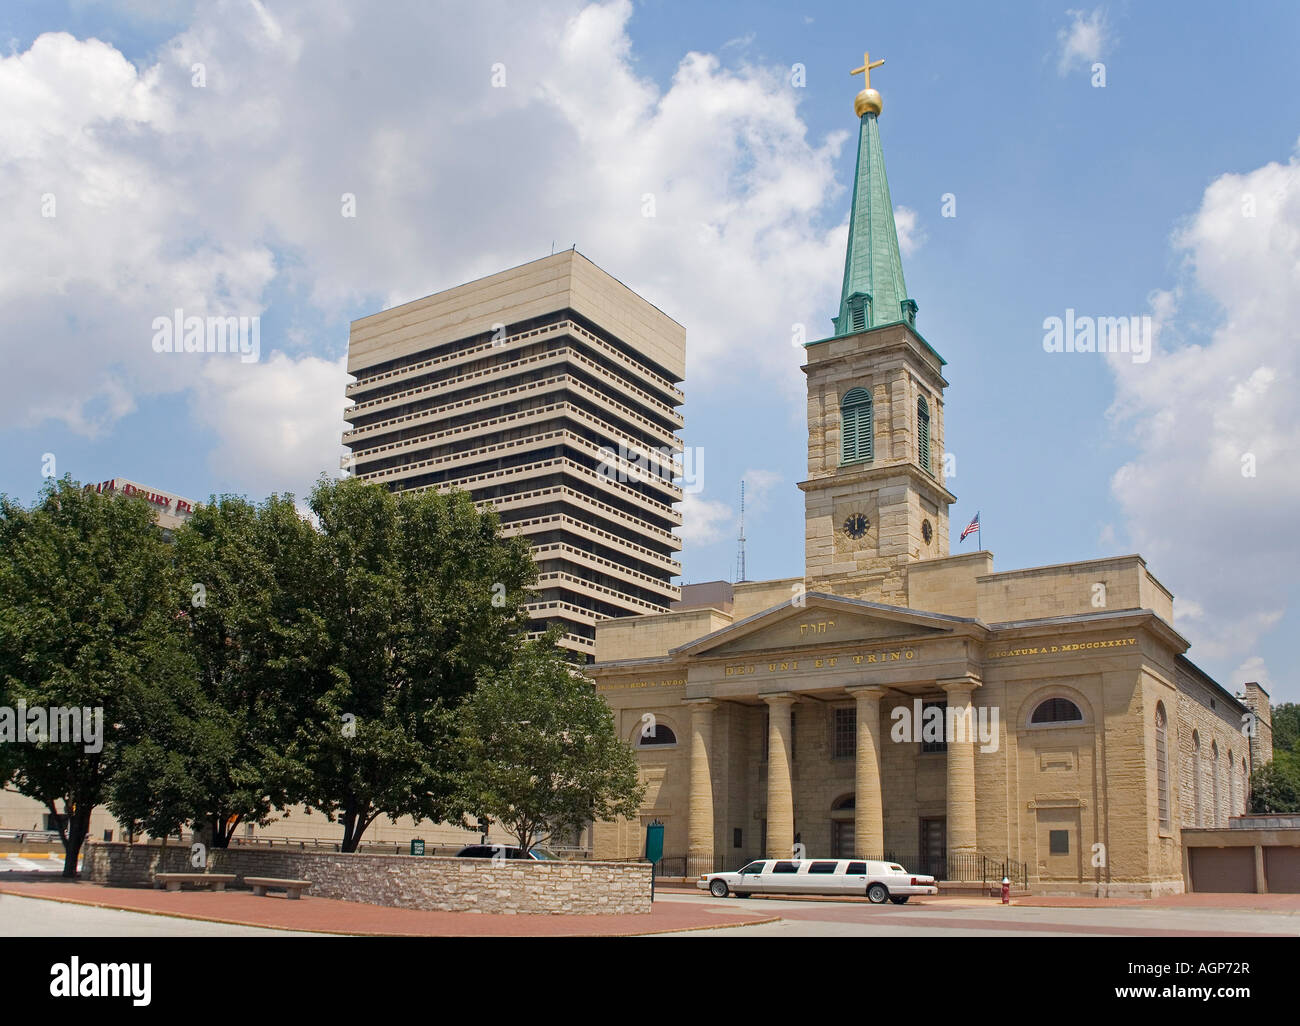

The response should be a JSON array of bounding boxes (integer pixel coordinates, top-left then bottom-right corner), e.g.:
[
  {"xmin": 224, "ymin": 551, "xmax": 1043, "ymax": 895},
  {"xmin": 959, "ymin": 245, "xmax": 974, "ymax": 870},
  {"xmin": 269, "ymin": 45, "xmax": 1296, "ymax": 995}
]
[
  {"xmin": 154, "ymin": 872, "xmax": 237, "ymax": 892},
  {"xmin": 244, "ymin": 876, "xmax": 312, "ymax": 900}
]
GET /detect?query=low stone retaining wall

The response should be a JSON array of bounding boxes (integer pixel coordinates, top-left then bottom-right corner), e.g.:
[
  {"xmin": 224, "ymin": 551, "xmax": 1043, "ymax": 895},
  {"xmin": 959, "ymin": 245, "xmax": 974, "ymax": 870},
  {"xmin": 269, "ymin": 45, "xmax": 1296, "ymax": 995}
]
[{"xmin": 83, "ymin": 842, "xmax": 651, "ymax": 915}]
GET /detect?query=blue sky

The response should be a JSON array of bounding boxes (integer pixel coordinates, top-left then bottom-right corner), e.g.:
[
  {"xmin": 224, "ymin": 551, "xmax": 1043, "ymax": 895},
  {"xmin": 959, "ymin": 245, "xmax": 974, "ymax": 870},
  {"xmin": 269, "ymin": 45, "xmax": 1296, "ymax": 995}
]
[{"xmin": 2, "ymin": 1, "xmax": 1298, "ymax": 701}]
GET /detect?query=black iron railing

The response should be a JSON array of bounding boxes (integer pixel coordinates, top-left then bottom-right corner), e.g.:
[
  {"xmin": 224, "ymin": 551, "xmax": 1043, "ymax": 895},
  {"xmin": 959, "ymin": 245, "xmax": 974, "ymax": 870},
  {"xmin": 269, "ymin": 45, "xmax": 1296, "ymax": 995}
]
[
  {"xmin": 653, "ymin": 854, "xmax": 733, "ymax": 878},
  {"xmin": 865, "ymin": 852, "xmax": 1028, "ymax": 889}
]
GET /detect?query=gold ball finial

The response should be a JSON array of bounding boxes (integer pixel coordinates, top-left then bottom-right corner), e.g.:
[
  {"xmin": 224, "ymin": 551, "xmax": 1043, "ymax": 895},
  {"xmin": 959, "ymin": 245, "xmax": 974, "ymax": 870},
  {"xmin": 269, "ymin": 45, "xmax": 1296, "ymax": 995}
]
[
  {"xmin": 850, "ymin": 50, "xmax": 886, "ymax": 118},
  {"xmin": 855, "ymin": 88, "xmax": 883, "ymax": 117}
]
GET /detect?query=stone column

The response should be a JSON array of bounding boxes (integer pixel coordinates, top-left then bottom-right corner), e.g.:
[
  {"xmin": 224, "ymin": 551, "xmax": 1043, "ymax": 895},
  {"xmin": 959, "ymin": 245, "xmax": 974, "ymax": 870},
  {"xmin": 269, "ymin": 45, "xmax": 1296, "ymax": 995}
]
[
  {"xmin": 764, "ymin": 694, "xmax": 796, "ymax": 858},
  {"xmin": 686, "ymin": 700, "xmax": 717, "ymax": 867},
  {"xmin": 847, "ymin": 686, "xmax": 887, "ymax": 858},
  {"xmin": 941, "ymin": 677, "xmax": 981, "ymax": 862}
]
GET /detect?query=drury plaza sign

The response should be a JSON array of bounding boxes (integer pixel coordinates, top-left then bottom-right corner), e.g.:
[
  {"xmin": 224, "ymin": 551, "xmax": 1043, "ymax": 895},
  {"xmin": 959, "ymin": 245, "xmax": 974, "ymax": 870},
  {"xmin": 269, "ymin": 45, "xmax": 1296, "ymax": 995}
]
[{"xmin": 85, "ymin": 478, "xmax": 195, "ymax": 517}]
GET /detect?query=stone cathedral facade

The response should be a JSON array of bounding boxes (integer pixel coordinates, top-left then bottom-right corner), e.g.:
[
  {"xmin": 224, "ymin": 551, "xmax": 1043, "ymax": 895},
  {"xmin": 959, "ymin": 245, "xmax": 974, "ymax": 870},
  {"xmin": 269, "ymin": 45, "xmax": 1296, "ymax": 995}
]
[{"xmin": 586, "ymin": 55, "xmax": 1273, "ymax": 896}]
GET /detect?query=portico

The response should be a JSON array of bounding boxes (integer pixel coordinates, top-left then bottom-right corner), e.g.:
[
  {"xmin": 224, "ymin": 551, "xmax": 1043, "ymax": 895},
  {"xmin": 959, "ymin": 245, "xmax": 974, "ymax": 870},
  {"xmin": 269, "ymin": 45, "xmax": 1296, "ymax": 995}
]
[{"xmin": 597, "ymin": 593, "xmax": 994, "ymax": 868}]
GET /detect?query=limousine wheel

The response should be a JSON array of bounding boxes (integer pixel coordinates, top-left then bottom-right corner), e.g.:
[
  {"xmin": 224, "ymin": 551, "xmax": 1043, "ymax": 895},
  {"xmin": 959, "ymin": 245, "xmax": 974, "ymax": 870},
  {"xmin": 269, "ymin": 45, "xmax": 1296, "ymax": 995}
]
[
  {"xmin": 866, "ymin": 883, "xmax": 889, "ymax": 904},
  {"xmin": 890, "ymin": 896, "xmax": 909, "ymax": 905},
  {"xmin": 709, "ymin": 879, "xmax": 729, "ymax": 898}
]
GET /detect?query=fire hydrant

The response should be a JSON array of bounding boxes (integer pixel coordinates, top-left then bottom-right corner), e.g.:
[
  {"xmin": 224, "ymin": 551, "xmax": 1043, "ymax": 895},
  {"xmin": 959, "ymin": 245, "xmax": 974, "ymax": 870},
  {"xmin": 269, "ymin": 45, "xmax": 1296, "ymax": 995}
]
[{"xmin": 1001, "ymin": 876, "xmax": 1010, "ymax": 904}]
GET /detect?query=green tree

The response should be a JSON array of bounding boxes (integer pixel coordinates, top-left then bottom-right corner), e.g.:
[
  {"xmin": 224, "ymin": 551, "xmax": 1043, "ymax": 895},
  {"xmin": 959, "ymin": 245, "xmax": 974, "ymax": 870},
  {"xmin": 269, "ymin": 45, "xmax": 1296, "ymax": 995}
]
[
  {"xmin": 169, "ymin": 493, "xmax": 321, "ymax": 847},
  {"xmin": 1248, "ymin": 756, "xmax": 1300, "ymax": 814},
  {"xmin": 282, "ymin": 476, "xmax": 536, "ymax": 852},
  {"xmin": 1270, "ymin": 702, "xmax": 1300, "ymax": 758},
  {"xmin": 0, "ymin": 478, "xmax": 187, "ymax": 876},
  {"xmin": 455, "ymin": 638, "xmax": 644, "ymax": 853}
]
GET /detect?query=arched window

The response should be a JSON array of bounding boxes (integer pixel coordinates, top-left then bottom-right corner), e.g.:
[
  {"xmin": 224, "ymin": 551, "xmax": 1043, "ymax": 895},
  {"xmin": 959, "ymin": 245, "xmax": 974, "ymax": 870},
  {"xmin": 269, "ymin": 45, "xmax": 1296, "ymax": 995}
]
[
  {"xmin": 917, "ymin": 396, "xmax": 932, "ymax": 475},
  {"xmin": 636, "ymin": 724, "xmax": 677, "ymax": 748},
  {"xmin": 1211, "ymin": 740, "xmax": 1221, "ymax": 827},
  {"xmin": 1192, "ymin": 731, "xmax": 1203, "ymax": 826},
  {"xmin": 840, "ymin": 388, "xmax": 873, "ymax": 464},
  {"xmin": 1227, "ymin": 748, "xmax": 1236, "ymax": 823},
  {"xmin": 1155, "ymin": 703, "xmax": 1169, "ymax": 827},
  {"xmin": 1030, "ymin": 697, "xmax": 1084, "ymax": 725}
]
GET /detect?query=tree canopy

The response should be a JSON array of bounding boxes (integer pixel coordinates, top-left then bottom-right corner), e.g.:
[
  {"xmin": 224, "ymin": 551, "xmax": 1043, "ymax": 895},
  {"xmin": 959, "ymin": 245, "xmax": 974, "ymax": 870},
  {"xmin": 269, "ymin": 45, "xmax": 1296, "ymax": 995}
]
[
  {"xmin": 455, "ymin": 637, "xmax": 644, "ymax": 853},
  {"xmin": 277, "ymin": 476, "xmax": 538, "ymax": 851},
  {"xmin": 0, "ymin": 477, "xmax": 187, "ymax": 875}
]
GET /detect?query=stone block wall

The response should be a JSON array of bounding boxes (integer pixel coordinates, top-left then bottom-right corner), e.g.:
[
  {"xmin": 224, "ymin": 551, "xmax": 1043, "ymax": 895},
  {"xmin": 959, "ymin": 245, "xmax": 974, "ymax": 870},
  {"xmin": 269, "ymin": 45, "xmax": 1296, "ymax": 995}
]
[
  {"xmin": 1174, "ymin": 661, "xmax": 1255, "ymax": 830},
  {"xmin": 82, "ymin": 842, "xmax": 651, "ymax": 915}
]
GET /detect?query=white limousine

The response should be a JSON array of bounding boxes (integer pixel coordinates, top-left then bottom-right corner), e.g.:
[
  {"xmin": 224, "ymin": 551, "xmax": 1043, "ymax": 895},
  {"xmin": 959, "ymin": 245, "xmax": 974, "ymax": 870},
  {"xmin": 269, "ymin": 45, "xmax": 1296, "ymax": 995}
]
[{"xmin": 698, "ymin": 859, "xmax": 938, "ymax": 904}]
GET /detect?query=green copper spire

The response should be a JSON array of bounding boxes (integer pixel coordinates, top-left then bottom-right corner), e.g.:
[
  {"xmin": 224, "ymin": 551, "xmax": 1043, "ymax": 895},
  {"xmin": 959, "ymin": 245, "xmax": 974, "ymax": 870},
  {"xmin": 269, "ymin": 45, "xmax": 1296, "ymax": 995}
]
[{"xmin": 833, "ymin": 54, "xmax": 917, "ymax": 337}]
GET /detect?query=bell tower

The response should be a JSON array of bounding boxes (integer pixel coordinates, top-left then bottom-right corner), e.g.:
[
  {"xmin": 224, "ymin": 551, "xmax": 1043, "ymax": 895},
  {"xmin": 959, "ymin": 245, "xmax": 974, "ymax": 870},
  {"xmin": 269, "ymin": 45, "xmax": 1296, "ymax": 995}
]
[{"xmin": 799, "ymin": 51, "xmax": 956, "ymax": 605}]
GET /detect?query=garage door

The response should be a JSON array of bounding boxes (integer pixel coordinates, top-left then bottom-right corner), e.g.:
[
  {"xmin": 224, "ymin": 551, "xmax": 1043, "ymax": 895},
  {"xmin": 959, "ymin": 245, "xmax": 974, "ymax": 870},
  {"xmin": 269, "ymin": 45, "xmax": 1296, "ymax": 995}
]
[
  {"xmin": 1264, "ymin": 847, "xmax": 1300, "ymax": 893},
  {"xmin": 1188, "ymin": 848, "xmax": 1256, "ymax": 893}
]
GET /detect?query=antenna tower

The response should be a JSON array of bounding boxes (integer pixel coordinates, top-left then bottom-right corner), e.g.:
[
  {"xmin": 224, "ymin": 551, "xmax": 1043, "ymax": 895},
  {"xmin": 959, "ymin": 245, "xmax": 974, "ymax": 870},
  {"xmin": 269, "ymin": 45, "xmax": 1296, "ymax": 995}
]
[{"xmin": 735, "ymin": 480, "xmax": 747, "ymax": 583}]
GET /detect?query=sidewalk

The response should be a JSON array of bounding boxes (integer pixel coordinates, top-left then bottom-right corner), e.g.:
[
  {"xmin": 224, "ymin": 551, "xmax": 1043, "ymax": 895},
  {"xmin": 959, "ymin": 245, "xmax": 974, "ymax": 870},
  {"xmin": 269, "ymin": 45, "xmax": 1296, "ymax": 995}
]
[
  {"xmin": 1015, "ymin": 893, "xmax": 1300, "ymax": 911},
  {"xmin": 0, "ymin": 879, "xmax": 778, "ymax": 937},
  {"xmin": 653, "ymin": 881, "xmax": 1300, "ymax": 911}
]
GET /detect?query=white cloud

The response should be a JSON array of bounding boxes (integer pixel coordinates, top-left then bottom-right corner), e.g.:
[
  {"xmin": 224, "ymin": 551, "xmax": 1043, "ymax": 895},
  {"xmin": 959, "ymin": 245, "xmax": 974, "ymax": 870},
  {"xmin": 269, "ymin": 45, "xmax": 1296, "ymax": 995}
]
[
  {"xmin": 0, "ymin": 0, "xmax": 849, "ymax": 496},
  {"xmin": 192, "ymin": 353, "xmax": 351, "ymax": 499},
  {"xmin": 893, "ymin": 205, "xmax": 924, "ymax": 257},
  {"xmin": 1231, "ymin": 655, "xmax": 1274, "ymax": 695},
  {"xmin": 1107, "ymin": 142, "xmax": 1300, "ymax": 675},
  {"xmin": 677, "ymin": 492, "xmax": 734, "ymax": 548},
  {"xmin": 1056, "ymin": 8, "xmax": 1110, "ymax": 75},
  {"xmin": 741, "ymin": 468, "xmax": 783, "ymax": 516}
]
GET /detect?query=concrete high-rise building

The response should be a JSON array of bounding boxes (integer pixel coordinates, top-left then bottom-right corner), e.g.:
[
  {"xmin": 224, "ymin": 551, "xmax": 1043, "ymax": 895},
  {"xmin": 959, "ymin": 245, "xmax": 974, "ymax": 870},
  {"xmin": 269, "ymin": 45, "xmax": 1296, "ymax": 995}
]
[{"xmin": 343, "ymin": 250, "xmax": 686, "ymax": 659}]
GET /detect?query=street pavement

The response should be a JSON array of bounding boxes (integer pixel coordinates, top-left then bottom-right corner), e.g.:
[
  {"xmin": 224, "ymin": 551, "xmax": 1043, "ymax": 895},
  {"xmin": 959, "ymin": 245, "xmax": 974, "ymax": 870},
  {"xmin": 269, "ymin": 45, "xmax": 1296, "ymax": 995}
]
[
  {"xmin": 1, "ymin": 853, "xmax": 76, "ymax": 873},
  {"xmin": 651, "ymin": 890, "xmax": 1300, "ymax": 937},
  {"xmin": 0, "ymin": 893, "xmax": 322, "ymax": 936},
  {"xmin": 0, "ymin": 877, "xmax": 1296, "ymax": 938}
]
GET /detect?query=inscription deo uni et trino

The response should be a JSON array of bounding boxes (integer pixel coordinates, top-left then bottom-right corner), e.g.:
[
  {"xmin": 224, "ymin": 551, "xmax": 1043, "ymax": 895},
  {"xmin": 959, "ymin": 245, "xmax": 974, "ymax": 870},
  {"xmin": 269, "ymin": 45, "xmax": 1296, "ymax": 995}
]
[{"xmin": 726, "ymin": 649, "xmax": 917, "ymax": 676}]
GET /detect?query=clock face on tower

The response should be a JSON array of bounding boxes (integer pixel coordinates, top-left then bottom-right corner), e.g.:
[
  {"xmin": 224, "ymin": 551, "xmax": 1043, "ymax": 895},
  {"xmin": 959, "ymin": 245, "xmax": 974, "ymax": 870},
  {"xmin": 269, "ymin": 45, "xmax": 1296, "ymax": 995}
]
[{"xmin": 842, "ymin": 513, "xmax": 869, "ymax": 540}]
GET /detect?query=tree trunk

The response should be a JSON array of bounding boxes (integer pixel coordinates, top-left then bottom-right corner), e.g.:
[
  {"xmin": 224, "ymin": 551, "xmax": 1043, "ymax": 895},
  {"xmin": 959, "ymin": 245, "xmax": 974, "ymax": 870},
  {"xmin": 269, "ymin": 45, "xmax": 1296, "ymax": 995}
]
[
  {"xmin": 340, "ymin": 801, "xmax": 358, "ymax": 853},
  {"xmin": 340, "ymin": 799, "xmax": 371, "ymax": 853},
  {"xmin": 212, "ymin": 813, "xmax": 238, "ymax": 848},
  {"xmin": 62, "ymin": 805, "xmax": 92, "ymax": 878}
]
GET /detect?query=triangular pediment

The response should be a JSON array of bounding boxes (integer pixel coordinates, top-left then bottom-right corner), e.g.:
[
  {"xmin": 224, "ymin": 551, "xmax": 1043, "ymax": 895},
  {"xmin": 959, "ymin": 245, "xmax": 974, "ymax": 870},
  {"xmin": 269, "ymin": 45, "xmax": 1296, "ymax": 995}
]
[{"xmin": 671, "ymin": 593, "xmax": 980, "ymax": 660}]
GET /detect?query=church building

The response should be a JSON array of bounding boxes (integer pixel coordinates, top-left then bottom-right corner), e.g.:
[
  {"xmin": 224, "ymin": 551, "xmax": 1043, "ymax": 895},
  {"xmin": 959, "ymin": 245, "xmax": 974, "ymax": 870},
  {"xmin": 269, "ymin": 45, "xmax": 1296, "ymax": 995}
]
[{"xmin": 587, "ymin": 53, "xmax": 1274, "ymax": 896}]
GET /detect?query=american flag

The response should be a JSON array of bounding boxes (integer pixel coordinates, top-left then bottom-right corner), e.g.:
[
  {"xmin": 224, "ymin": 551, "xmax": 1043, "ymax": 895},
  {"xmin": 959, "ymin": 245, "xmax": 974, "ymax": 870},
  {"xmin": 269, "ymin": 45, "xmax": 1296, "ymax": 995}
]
[{"xmin": 960, "ymin": 511, "xmax": 980, "ymax": 542}]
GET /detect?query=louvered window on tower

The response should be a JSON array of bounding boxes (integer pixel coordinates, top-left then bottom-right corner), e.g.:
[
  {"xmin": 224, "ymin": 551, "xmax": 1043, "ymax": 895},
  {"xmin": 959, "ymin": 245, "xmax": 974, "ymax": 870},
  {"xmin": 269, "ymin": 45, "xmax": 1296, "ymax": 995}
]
[
  {"xmin": 840, "ymin": 387, "xmax": 873, "ymax": 464},
  {"xmin": 917, "ymin": 396, "xmax": 932, "ymax": 475}
]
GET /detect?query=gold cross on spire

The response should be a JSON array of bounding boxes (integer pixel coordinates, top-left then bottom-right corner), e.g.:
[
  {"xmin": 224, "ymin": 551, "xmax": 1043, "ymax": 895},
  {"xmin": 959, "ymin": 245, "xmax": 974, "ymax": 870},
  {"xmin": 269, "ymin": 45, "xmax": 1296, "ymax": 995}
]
[{"xmin": 850, "ymin": 51, "xmax": 885, "ymax": 90}]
